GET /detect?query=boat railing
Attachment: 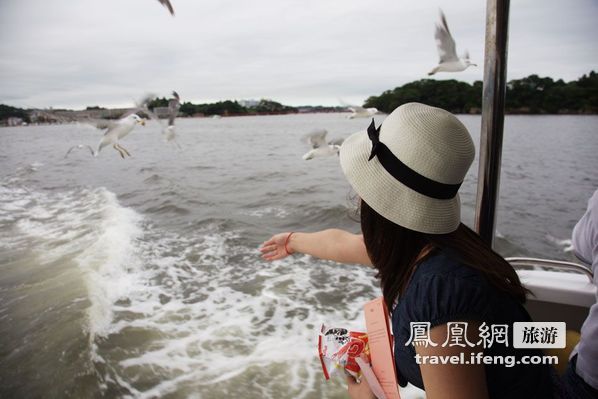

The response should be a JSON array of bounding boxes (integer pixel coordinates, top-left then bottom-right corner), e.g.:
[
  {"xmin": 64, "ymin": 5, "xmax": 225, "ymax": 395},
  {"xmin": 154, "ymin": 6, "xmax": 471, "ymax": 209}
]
[{"xmin": 507, "ymin": 257, "xmax": 594, "ymax": 282}]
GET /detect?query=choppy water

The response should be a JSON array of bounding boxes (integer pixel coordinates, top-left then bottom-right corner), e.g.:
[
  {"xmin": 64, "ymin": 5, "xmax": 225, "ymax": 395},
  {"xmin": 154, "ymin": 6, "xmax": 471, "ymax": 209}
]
[{"xmin": 0, "ymin": 113, "xmax": 596, "ymax": 398}]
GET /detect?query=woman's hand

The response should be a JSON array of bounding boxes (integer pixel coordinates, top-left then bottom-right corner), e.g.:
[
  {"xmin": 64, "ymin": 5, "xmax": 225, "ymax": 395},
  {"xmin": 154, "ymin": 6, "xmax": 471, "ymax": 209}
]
[{"xmin": 260, "ymin": 232, "xmax": 293, "ymax": 261}]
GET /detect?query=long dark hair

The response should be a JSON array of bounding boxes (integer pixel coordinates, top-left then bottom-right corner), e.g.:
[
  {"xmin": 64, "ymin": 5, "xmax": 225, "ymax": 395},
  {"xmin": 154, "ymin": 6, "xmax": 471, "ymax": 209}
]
[{"xmin": 360, "ymin": 200, "xmax": 529, "ymax": 310}]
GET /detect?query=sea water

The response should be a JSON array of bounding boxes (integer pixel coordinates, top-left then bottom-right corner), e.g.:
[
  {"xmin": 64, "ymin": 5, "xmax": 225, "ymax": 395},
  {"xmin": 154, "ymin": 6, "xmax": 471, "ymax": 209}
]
[{"xmin": 0, "ymin": 113, "xmax": 596, "ymax": 398}]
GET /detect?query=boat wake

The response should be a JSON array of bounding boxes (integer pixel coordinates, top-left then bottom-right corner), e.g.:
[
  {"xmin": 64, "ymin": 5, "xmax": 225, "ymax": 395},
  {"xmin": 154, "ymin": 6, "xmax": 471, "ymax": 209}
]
[{"xmin": 0, "ymin": 172, "xmax": 379, "ymax": 398}]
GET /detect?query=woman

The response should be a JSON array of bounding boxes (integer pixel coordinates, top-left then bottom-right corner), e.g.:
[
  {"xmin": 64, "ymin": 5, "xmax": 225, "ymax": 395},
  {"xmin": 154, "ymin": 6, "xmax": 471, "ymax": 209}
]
[{"xmin": 260, "ymin": 103, "xmax": 556, "ymax": 398}]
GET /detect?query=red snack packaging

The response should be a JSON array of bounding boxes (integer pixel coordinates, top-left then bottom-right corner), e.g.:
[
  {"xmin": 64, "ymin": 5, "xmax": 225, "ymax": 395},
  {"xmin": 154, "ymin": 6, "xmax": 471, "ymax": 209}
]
[{"xmin": 318, "ymin": 325, "xmax": 370, "ymax": 381}]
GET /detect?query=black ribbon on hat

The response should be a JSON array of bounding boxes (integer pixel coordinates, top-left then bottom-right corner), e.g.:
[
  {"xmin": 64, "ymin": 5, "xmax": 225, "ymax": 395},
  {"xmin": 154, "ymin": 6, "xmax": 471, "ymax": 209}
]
[
  {"xmin": 367, "ymin": 119, "xmax": 382, "ymax": 161},
  {"xmin": 366, "ymin": 119, "xmax": 462, "ymax": 200}
]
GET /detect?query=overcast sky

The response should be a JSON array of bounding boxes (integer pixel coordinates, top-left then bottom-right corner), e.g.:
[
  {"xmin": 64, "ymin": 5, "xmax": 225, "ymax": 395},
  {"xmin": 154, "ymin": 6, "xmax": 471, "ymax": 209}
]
[{"xmin": 1, "ymin": 0, "xmax": 597, "ymax": 109}]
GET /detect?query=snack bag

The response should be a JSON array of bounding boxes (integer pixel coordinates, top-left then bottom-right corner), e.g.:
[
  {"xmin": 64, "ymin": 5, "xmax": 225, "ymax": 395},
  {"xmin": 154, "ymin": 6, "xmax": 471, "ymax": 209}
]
[{"xmin": 318, "ymin": 324, "xmax": 370, "ymax": 381}]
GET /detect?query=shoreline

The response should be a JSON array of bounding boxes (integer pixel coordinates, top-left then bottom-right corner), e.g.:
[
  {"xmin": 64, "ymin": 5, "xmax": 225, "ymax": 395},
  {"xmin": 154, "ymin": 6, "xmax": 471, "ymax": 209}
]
[{"xmin": 2, "ymin": 112, "xmax": 598, "ymax": 129}]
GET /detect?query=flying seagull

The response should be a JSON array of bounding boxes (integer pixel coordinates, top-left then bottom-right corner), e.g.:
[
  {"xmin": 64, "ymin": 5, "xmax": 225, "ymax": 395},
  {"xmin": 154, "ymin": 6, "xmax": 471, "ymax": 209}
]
[
  {"xmin": 66, "ymin": 114, "xmax": 146, "ymax": 159},
  {"xmin": 339, "ymin": 100, "xmax": 378, "ymax": 119},
  {"xmin": 164, "ymin": 91, "xmax": 181, "ymax": 147},
  {"xmin": 156, "ymin": 0, "xmax": 175, "ymax": 16},
  {"xmin": 347, "ymin": 105, "xmax": 378, "ymax": 119},
  {"xmin": 140, "ymin": 91, "xmax": 182, "ymax": 148},
  {"xmin": 428, "ymin": 9, "xmax": 477, "ymax": 75},
  {"xmin": 302, "ymin": 129, "xmax": 343, "ymax": 160}
]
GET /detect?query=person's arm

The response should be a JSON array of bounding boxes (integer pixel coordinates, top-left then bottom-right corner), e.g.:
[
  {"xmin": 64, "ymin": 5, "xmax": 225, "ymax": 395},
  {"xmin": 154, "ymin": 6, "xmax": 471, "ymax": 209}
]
[
  {"xmin": 415, "ymin": 321, "xmax": 488, "ymax": 399},
  {"xmin": 259, "ymin": 229, "xmax": 372, "ymax": 266}
]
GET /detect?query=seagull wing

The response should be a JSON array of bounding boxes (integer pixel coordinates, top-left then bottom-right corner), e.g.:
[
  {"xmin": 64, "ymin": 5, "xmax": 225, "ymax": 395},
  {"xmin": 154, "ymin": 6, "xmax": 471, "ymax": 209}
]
[
  {"xmin": 435, "ymin": 10, "xmax": 458, "ymax": 63},
  {"xmin": 144, "ymin": 106, "xmax": 162, "ymax": 124},
  {"xmin": 134, "ymin": 93, "xmax": 163, "ymax": 126},
  {"xmin": 64, "ymin": 144, "xmax": 95, "ymax": 158},
  {"xmin": 338, "ymin": 98, "xmax": 362, "ymax": 112},
  {"xmin": 79, "ymin": 117, "xmax": 118, "ymax": 131},
  {"xmin": 157, "ymin": 0, "xmax": 175, "ymax": 15},
  {"xmin": 167, "ymin": 92, "xmax": 180, "ymax": 126},
  {"xmin": 328, "ymin": 137, "xmax": 344, "ymax": 147},
  {"xmin": 302, "ymin": 129, "xmax": 328, "ymax": 149},
  {"xmin": 348, "ymin": 105, "xmax": 365, "ymax": 113}
]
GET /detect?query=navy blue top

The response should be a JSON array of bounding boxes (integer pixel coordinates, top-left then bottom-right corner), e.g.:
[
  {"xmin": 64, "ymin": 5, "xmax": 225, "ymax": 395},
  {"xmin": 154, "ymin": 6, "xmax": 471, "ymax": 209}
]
[{"xmin": 391, "ymin": 250, "xmax": 555, "ymax": 398}]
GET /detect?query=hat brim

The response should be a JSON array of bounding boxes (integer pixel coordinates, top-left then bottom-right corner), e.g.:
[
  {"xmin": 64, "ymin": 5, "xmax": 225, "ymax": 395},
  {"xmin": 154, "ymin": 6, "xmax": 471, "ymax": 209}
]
[{"xmin": 339, "ymin": 129, "xmax": 461, "ymax": 234}]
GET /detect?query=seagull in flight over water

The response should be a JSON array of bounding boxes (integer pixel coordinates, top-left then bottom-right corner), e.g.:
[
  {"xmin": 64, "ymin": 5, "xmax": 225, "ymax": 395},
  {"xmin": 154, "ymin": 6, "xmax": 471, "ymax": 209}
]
[
  {"xmin": 302, "ymin": 129, "xmax": 344, "ymax": 160},
  {"xmin": 346, "ymin": 105, "xmax": 378, "ymax": 119},
  {"xmin": 428, "ymin": 9, "xmax": 477, "ymax": 75},
  {"xmin": 65, "ymin": 114, "xmax": 146, "ymax": 159},
  {"xmin": 140, "ymin": 91, "xmax": 182, "ymax": 148},
  {"xmin": 163, "ymin": 91, "xmax": 181, "ymax": 147},
  {"xmin": 339, "ymin": 100, "xmax": 378, "ymax": 119}
]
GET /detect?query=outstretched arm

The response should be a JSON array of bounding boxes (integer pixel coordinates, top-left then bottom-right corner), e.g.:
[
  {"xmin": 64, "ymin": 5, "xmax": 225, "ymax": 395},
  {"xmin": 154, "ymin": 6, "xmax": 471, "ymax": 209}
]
[{"xmin": 259, "ymin": 229, "xmax": 372, "ymax": 266}]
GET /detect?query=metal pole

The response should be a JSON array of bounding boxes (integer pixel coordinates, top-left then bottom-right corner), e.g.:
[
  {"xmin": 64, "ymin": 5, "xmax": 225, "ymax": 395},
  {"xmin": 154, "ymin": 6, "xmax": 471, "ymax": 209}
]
[{"xmin": 474, "ymin": 0, "xmax": 510, "ymax": 247}]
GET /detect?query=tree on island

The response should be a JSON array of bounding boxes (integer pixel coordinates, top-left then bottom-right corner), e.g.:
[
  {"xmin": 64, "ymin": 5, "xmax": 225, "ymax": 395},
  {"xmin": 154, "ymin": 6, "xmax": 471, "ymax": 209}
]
[
  {"xmin": 178, "ymin": 98, "xmax": 298, "ymax": 116},
  {"xmin": 0, "ymin": 104, "xmax": 30, "ymax": 123},
  {"xmin": 364, "ymin": 71, "xmax": 598, "ymax": 114},
  {"xmin": 251, "ymin": 99, "xmax": 297, "ymax": 114},
  {"xmin": 179, "ymin": 100, "xmax": 247, "ymax": 116}
]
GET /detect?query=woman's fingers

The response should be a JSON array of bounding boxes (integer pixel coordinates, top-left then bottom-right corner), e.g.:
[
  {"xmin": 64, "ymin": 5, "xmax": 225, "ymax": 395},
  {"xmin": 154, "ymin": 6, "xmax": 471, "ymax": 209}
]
[
  {"xmin": 261, "ymin": 248, "xmax": 285, "ymax": 261},
  {"xmin": 262, "ymin": 238, "xmax": 275, "ymax": 246},
  {"xmin": 260, "ymin": 245, "xmax": 280, "ymax": 256},
  {"xmin": 259, "ymin": 244, "xmax": 275, "ymax": 253}
]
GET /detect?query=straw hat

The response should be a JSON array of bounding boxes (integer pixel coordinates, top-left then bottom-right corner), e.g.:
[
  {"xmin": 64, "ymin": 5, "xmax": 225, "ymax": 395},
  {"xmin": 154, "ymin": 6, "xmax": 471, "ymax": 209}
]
[{"xmin": 339, "ymin": 102, "xmax": 475, "ymax": 234}]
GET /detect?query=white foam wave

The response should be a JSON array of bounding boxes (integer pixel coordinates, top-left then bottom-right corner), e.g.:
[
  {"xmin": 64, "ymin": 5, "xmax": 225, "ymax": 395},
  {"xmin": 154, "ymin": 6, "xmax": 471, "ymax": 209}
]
[
  {"xmin": 0, "ymin": 182, "xmax": 146, "ymax": 339},
  {"xmin": 545, "ymin": 234, "xmax": 574, "ymax": 252},
  {"xmin": 73, "ymin": 189, "xmax": 144, "ymax": 338}
]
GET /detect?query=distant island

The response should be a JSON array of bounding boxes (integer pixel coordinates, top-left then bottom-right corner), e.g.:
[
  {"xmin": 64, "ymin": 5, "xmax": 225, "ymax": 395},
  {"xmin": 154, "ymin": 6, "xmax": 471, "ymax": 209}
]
[
  {"xmin": 365, "ymin": 71, "xmax": 598, "ymax": 115},
  {"xmin": 0, "ymin": 99, "xmax": 347, "ymax": 126},
  {"xmin": 1, "ymin": 71, "xmax": 597, "ymax": 126}
]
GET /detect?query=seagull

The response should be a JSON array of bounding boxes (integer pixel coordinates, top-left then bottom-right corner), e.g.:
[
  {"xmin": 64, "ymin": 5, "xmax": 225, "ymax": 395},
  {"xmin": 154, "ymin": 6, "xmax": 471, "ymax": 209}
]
[
  {"xmin": 156, "ymin": 0, "xmax": 175, "ymax": 16},
  {"xmin": 140, "ymin": 91, "xmax": 182, "ymax": 148},
  {"xmin": 346, "ymin": 105, "xmax": 378, "ymax": 119},
  {"xmin": 163, "ymin": 91, "xmax": 181, "ymax": 147},
  {"xmin": 66, "ymin": 114, "xmax": 146, "ymax": 159},
  {"xmin": 302, "ymin": 129, "xmax": 343, "ymax": 160},
  {"xmin": 428, "ymin": 9, "xmax": 477, "ymax": 76},
  {"xmin": 339, "ymin": 100, "xmax": 378, "ymax": 119}
]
